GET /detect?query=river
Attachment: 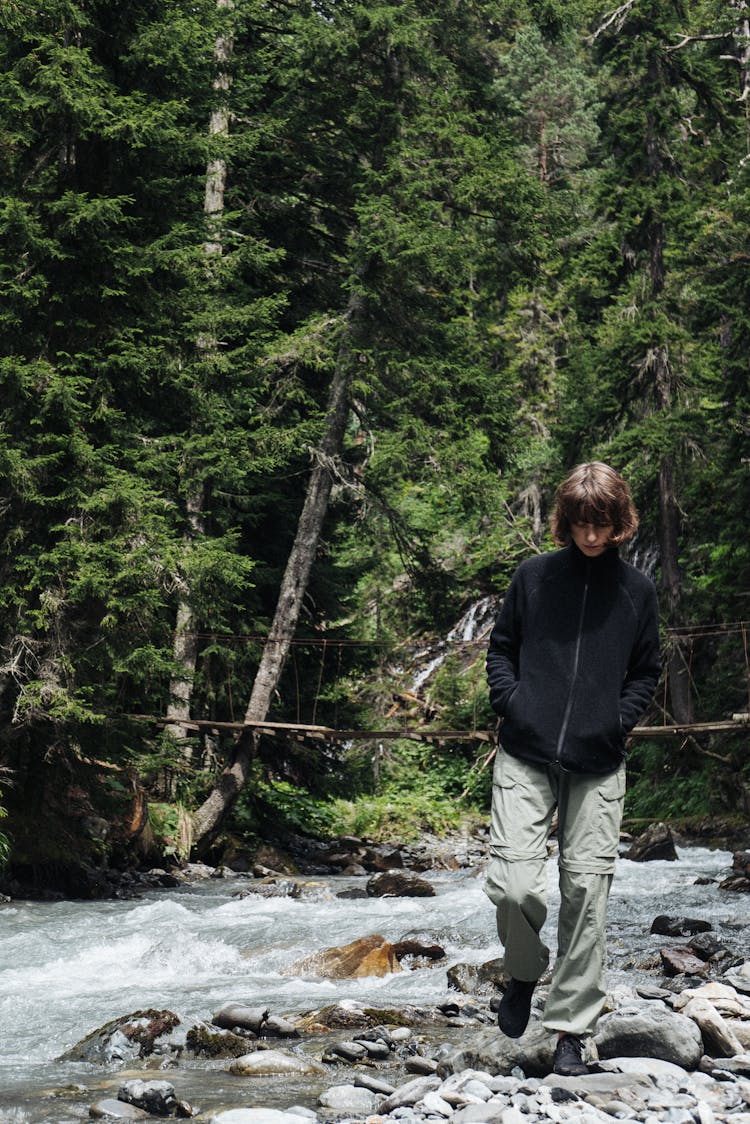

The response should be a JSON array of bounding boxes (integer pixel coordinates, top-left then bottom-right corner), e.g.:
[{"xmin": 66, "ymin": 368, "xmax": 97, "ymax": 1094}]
[{"xmin": 0, "ymin": 845, "xmax": 747, "ymax": 1121}]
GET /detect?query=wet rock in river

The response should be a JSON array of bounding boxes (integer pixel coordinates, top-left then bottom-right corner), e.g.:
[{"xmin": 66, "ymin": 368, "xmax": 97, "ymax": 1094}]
[
  {"xmin": 185, "ymin": 1021, "xmax": 252, "ymax": 1058},
  {"xmin": 720, "ymin": 851, "xmax": 750, "ymax": 892},
  {"xmin": 321, "ymin": 1039, "xmax": 369, "ymax": 1063},
  {"xmin": 686, "ymin": 931, "xmax": 728, "ymax": 961},
  {"xmin": 118, "ymin": 1078, "xmax": 190, "ymax": 1117},
  {"xmin": 392, "ymin": 937, "xmax": 446, "ymax": 963},
  {"xmin": 90, "ymin": 1099, "xmax": 149, "ymax": 1119},
  {"xmin": 366, "ymin": 868, "xmax": 436, "ymax": 897},
  {"xmin": 434, "ymin": 1021, "xmax": 555, "ymax": 1078},
  {"xmin": 212, "ymin": 1003, "xmax": 268, "ymax": 1033},
  {"xmin": 60, "ymin": 1009, "xmax": 181, "ymax": 1064},
  {"xmin": 228, "ymin": 1048, "xmax": 326, "ymax": 1076},
  {"xmin": 624, "ymin": 821, "xmax": 679, "ymax": 861},
  {"xmin": 284, "ymin": 933, "xmax": 401, "ymax": 978},
  {"xmin": 595, "ymin": 999, "xmax": 704, "ymax": 1068},
  {"xmin": 317, "ymin": 1083, "xmax": 381, "ymax": 1114},
  {"xmin": 660, "ymin": 946, "xmax": 711, "ymax": 977},
  {"xmin": 447, "ymin": 956, "xmax": 506, "ymax": 995},
  {"xmin": 650, "ymin": 914, "xmax": 713, "ymax": 936}
]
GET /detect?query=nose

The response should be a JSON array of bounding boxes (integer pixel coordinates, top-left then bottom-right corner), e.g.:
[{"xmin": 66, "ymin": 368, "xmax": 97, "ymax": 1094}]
[{"xmin": 586, "ymin": 526, "xmax": 598, "ymax": 542}]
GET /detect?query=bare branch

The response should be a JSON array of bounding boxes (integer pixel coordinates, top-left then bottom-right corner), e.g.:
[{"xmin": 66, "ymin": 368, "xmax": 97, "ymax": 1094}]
[
  {"xmin": 589, "ymin": 1, "xmax": 635, "ymax": 43},
  {"xmin": 666, "ymin": 31, "xmax": 735, "ymax": 52}
]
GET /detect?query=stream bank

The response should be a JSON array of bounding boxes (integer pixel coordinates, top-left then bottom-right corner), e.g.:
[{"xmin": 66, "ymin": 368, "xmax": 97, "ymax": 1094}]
[{"xmin": 1, "ymin": 839, "xmax": 750, "ymax": 1121}]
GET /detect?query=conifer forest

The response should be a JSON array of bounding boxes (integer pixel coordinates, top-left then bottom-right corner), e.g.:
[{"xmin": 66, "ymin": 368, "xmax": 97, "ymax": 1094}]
[{"xmin": 0, "ymin": 0, "xmax": 748, "ymax": 882}]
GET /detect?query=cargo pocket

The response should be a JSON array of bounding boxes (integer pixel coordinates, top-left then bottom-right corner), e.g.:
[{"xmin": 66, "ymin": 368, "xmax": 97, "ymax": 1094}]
[
  {"xmin": 595, "ymin": 765, "xmax": 626, "ymax": 866},
  {"xmin": 489, "ymin": 750, "xmax": 552, "ymax": 862}
]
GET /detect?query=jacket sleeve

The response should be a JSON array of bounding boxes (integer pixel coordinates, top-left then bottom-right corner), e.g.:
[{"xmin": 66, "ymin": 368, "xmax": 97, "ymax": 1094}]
[
  {"xmin": 486, "ymin": 569, "xmax": 522, "ymax": 717},
  {"xmin": 620, "ymin": 582, "xmax": 661, "ymax": 734}
]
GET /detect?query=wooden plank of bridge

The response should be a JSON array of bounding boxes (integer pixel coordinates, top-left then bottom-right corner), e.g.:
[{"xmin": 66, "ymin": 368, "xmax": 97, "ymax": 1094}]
[{"xmin": 129, "ymin": 714, "xmax": 749, "ymax": 741}]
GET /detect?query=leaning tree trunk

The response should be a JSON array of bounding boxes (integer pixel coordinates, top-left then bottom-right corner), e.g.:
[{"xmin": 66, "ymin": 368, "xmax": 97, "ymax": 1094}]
[
  {"xmin": 162, "ymin": 0, "xmax": 233, "ymax": 782},
  {"xmin": 191, "ymin": 293, "xmax": 365, "ymax": 846}
]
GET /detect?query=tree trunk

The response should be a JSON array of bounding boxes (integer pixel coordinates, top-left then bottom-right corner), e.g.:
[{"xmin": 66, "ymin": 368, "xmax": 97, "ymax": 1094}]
[
  {"xmin": 657, "ymin": 452, "xmax": 693, "ymax": 723},
  {"xmin": 191, "ymin": 40, "xmax": 398, "ymax": 847},
  {"xmin": 162, "ymin": 0, "xmax": 233, "ymax": 779},
  {"xmin": 164, "ymin": 483, "xmax": 207, "ymax": 746},
  {"xmin": 191, "ymin": 293, "xmax": 364, "ymax": 846}
]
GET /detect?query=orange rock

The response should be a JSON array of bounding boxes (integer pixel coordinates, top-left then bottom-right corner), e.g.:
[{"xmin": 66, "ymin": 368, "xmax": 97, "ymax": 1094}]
[{"xmin": 284, "ymin": 934, "xmax": 402, "ymax": 978}]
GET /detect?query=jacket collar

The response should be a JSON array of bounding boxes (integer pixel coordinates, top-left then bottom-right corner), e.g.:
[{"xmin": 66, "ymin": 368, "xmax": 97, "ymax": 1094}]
[{"xmin": 565, "ymin": 540, "xmax": 620, "ymax": 573}]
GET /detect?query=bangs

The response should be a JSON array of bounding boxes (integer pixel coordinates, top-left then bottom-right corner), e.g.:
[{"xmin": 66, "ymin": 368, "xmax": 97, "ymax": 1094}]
[{"xmin": 568, "ymin": 499, "xmax": 617, "ymax": 527}]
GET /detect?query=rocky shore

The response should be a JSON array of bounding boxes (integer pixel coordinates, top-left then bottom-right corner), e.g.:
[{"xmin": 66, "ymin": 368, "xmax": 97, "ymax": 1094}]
[
  {"xmin": 5, "ymin": 819, "xmax": 750, "ymax": 1123},
  {"xmin": 31, "ymin": 823, "xmax": 749, "ymax": 1124},
  {"xmin": 69, "ymin": 957, "xmax": 750, "ymax": 1123}
]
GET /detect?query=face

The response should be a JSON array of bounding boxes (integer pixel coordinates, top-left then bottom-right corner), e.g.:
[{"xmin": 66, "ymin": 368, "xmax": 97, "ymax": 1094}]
[{"xmin": 570, "ymin": 520, "xmax": 614, "ymax": 557}]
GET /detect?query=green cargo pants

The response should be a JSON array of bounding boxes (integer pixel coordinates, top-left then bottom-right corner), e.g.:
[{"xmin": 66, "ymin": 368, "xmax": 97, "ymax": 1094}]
[{"xmin": 484, "ymin": 748, "xmax": 626, "ymax": 1037}]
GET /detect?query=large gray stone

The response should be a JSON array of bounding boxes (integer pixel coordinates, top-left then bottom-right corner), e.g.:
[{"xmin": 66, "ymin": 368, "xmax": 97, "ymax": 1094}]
[
  {"xmin": 595, "ymin": 1001, "xmax": 703, "ymax": 1069},
  {"xmin": 90, "ymin": 1100, "xmax": 149, "ymax": 1120},
  {"xmin": 117, "ymin": 1079, "xmax": 177, "ymax": 1116},
  {"xmin": 317, "ymin": 1084, "xmax": 380, "ymax": 1114},
  {"xmin": 228, "ymin": 1048, "xmax": 326, "ymax": 1076},
  {"xmin": 378, "ymin": 1074, "xmax": 442, "ymax": 1112},
  {"xmin": 212, "ymin": 1003, "xmax": 268, "ymax": 1033},
  {"xmin": 436, "ymin": 1022, "xmax": 555, "ymax": 1078}
]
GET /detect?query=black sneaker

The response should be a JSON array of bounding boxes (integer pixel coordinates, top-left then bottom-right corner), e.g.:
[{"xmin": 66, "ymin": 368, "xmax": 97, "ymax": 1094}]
[
  {"xmin": 497, "ymin": 977, "xmax": 536, "ymax": 1038},
  {"xmin": 552, "ymin": 1033, "xmax": 588, "ymax": 1076}
]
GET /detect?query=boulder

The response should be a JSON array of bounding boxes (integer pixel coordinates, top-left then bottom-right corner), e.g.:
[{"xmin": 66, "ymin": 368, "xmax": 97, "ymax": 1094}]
[
  {"xmin": 228, "ymin": 1048, "xmax": 326, "ymax": 1076},
  {"xmin": 687, "ymin": 932, "xmax": 728, "ymax": 961},
  {"xmin": 90, "ymin": 1099, "xmax": 149, "ymax": 1119},
  {"xmin": 681, "ymin": 996, "xmax": 744, "ymax": 1057},
  {"xmin": 673, "ymin": 981, "xmax": 750, "ymax": 1020},
  {"xmin": 185, "ymin": 1022, "xmax": 253, "ymax": 1058},
  {"xmin": 317, "ymin": 1084, "xmax": 380, "ymax": 1114},
  {"xmin": 284, "ymin": 933, "xmax": 401, "ymax": 978},
  {"xmin": 660, "ymin": 946, "xmax": 711, "ymax": 977},
  {"xmin": 651, "ymin": 915, "xmax": 713, "ymax": 936},
  {"xmin": 353, "ymin": 1072, "xmax": 397, "ymax": 1095},
  {"xmin": 117, "ymin": 1079, "xmax": 179, "ymax": 1117},
  {"xmin": 724, "ymin": 962, "xmax": 750, "ymax": 994},
  {"xmin": 322, "ymin": 1040, "xmax": 368, "ymax": 1063},
  {"xmin": 447, "ymin": 956, "xmax": 506, "ymax": 995},
  {"xmin": 361, "ymin": 845, "xmax": 404, "ymax": 871},
  {"xmin": 252, "ymin": 843, "xmax": 298, "ymax": 874},
  {"xmin": 392, "ymin": 937, "xmax": 446, "ymax": 962},
  {"xmin": 212, "ymin": 1004, "xmax": 268, "ymax": 1033},
  {"xmin": 378, "ymin": 1075, "xmax": 442, "ymax": 1112},
  {"xmin": 623, "ymin": 822, "xmax": 678, "ymax": 862},
  {"xmin": 366, "ymin": 869, "xmax": 435, "ymax": 897},
  {"xmin": 731, "ymin": 850, "xmax": 750, "ymax": 877},
  {"xmin": 261, "ymin": 1014, "xmax": 300, "ymax": 1038},
  {"xmin": 60, "ymin": 1010, "xmax": 181, "ymax": 1064},
  {"xmin": 595, "ymin": 1000, "xmax": 703, "ymax": 1069},
  {"xmin": 435, "ymin": 1022, "xmax": 555, "ymax": 1078}
]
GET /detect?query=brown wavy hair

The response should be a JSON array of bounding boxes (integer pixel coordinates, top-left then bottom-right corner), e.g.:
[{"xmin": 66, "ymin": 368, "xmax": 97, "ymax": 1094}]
[{"xmin": 551, "ymin": 461, "xmax": 639, "ymax": 547}]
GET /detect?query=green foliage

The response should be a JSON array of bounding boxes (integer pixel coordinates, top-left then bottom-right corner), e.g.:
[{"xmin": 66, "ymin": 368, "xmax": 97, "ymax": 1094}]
[
  {"xmin": 147, "ymin": 801, "xmax": 192, "ymax": 860},
  {"xmin": 0, "ymin": 0, "xmax": 748, "ymax": 870}
]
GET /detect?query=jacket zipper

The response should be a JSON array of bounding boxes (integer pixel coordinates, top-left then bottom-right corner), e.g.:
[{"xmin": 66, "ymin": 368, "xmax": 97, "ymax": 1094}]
[{"xmin": 555, "ymin": 562, "xmax": 590, "ymax": 764}]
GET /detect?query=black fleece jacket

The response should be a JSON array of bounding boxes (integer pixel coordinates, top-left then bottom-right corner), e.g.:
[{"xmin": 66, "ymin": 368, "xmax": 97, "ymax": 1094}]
[{"xmin": 486, "ymin": 541, "xmax": 660, "ymax": 774}]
